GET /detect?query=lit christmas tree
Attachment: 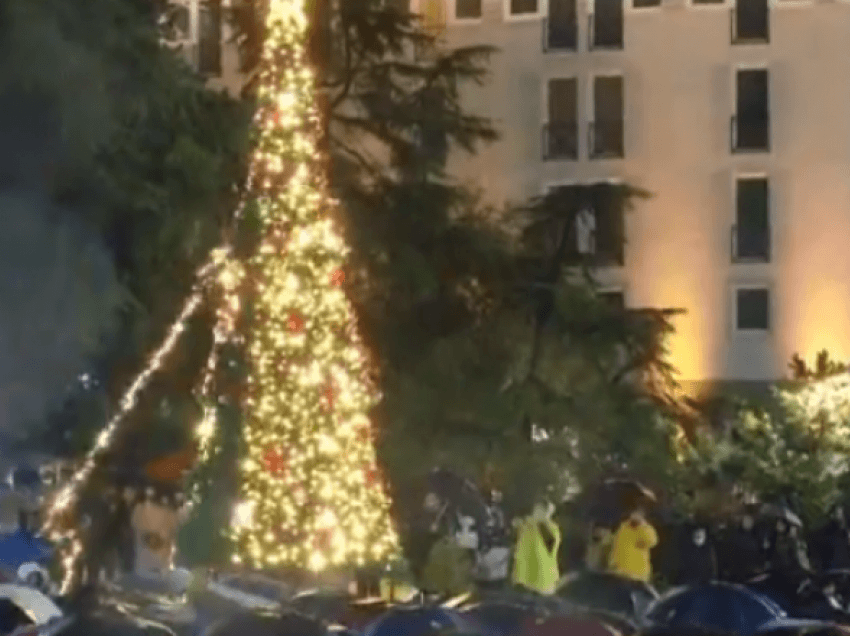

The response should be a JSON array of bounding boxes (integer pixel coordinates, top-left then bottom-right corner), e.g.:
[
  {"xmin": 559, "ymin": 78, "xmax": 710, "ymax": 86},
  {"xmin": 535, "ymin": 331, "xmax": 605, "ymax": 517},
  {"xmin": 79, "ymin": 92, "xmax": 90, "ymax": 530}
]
[
  {"xmin": 45, "ymin": 0, "xmax": 399, "ymax": 584},
  {"xmin": 219, "ymin": 0, "xmax": 400, "ymax": 571}
]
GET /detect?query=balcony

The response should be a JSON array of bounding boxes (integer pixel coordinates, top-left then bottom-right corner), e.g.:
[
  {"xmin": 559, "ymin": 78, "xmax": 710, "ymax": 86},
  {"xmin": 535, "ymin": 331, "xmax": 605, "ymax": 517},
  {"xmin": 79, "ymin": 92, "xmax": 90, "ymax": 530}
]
[
  {"xmin": 731, "ymin": 225, "xmax": 771, "ymax": 263},
  {"xmin": 731, "ymin": 114, "xmax": 770, "ymax": 153},
  {"xmin": 589, "ymin": 120, "xmax": 624, "ymax": 159},
  {"xmin": 730, "ymin": 6, "xmax": 769, "ymax": 44},
  {"xmin": 542, "ymin": 17, "xmax": 577, "ymax": 51},
  {"xmin": 542, "ymin": 123, "xmax": 578, "ymax": 161}
]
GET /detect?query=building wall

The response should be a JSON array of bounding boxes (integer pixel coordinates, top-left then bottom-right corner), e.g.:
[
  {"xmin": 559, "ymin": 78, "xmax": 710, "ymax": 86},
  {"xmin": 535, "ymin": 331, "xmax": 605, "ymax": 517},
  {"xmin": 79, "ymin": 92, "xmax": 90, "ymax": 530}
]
[{"xmin": 418, "ymin": 0, "xmax": 850, "ymax": 385}]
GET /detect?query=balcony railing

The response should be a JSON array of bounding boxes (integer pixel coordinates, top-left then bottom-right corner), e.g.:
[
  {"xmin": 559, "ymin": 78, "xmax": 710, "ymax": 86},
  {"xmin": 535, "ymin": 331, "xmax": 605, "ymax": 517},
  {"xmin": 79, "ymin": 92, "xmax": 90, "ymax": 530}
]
[
  {"xmin": 731, "ymin": 114, "xmax": 770, "ymax": 153},
  {"xmin": 542, "ymin": 17, "xmax": 578, "ymax": 51},
  {"xmin": 731, "ymin": 6, "xmax": 769, "ymax": 44},
  {"xmin": 731, "ymin": 224, "xmax": 771, "ymax": 262},
  {"xmin": 588, "ymin": 13, "xmax": 623, "ymax": 50},
  {"xmin": 542, "ymin": 122, "xmax": 578, "ymax": 160},
  {"xmin": 589, "ymin": 120, "xmax": 624, "ymax": 159}
]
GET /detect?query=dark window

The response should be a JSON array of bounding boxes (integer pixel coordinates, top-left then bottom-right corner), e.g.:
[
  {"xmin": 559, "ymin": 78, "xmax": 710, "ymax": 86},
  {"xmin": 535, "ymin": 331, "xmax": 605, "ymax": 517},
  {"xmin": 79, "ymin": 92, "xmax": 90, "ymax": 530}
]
[
  {"xmin": 734, "ymin": 0, "xmax": 769, "ymax": 42},
  {"xmin": 546, "ymin": 0, "xmax": 577, "ymax": 49},
  {"xmin": 591, "ymin": 0, "xmax": 624, "ymax": 48},
  {"xmin": 511, "ymin": 0, "xmax": 539, "ymax": 14},
  {"xmin": 693, "ymin": 0, "xmax": 724, "ymax": 4},
  {"xmin": 736, "ymin": 288, "xmax": 770, "ymax": 330},
  {"xmin": 734, "ymin": 69, "xmax": 769, "ymax": 151},
  {"xmin": 633, "ymin": 0, "xmax": 661, "ymax": 6},
  {"xmin": 734, "ymin": 177, "xmax": 770, "ymax": 261},
  {"xmin": 591, "ymin": 76, "xmax": 624, "ymax": 158},
  {"xmin": 456, "ymin": 0, "xmax": 482, "ymax": 17},
  {"xmin": 198, "ymin": 0, "xmax": 222, "ymax": 76},
  {"xmin": 545, "ymin": 78, "xmax": 578, "ymax": 160},
  {"xmin": 599, "ymin": 290, "xmax": 625, "ymax": 310}
]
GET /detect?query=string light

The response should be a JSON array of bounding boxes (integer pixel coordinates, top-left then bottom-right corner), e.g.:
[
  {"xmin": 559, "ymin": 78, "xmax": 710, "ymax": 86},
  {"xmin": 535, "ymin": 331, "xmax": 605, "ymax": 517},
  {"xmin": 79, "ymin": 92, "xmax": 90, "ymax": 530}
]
[{"xmin": 46, "ymin": 0, "xmax": 399, "ymax": 588}]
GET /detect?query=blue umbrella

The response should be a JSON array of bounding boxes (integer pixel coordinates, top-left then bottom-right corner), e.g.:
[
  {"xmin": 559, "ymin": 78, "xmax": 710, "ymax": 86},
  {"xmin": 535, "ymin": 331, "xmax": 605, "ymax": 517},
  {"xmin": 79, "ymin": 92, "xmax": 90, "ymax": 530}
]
[
  {"xmin": 363, "ymin": 606, "xmax": 472, "ymax": 636},
  {"xmin": 644, "ymin": 582, "xmax": 785, "ymax": 636},
  {"xmin": 0, "ymin": 529, "xmax": 52, "ymax": 570},
  {"xmin": 462, "ymin": 602, "xmax": 538, "ymax": 636}
]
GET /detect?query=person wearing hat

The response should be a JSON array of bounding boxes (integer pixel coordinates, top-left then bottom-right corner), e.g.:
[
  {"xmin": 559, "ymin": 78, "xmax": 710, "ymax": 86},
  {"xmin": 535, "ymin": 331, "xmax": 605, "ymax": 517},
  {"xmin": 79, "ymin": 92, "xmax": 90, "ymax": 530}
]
[{"xmin": 607, "ymin": 505, "xmax": 658, "ymax": 583}]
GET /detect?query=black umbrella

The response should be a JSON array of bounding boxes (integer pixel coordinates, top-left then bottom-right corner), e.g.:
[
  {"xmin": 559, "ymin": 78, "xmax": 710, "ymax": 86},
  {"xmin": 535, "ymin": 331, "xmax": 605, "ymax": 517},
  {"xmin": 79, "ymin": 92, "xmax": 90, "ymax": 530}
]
[
  {"xmin": 426, "ymin": 468, "xmax": 490, "ymax": 530},
  {"xmin": 644, "ymin": 582, "xmax": 785, "ymax": 636},
  {"xmin": 761, "ymin": 505, "xmax": 803, "ymax": 528},
  {"xmin": 557, "ymin": 570, "xmax": 659, "ymax": 620},
  {"xmin": 578, "ymin": 480, "xmax": 656, "ymax": 528}
]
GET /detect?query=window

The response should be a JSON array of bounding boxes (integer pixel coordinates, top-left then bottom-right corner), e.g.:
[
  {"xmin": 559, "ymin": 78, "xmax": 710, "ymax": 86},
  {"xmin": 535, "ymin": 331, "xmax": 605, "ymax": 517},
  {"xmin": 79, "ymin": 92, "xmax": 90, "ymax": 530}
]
[
  {"xmin": 591, "ymin": 0, "xmax": 624, "ymax": 48},
  {"xmin": 545, "ymin": 0, "xmax": 577, "ymax": 50},
  {"xmin": 633, "ymin": 0, "xmax": 661, "ymax": 6},
  {"xmin": 733, "ymin": 0, "xmax": 769, "ymax": 43},
  {"xmin": 733, "ymin": 177, "xmax": 770, "ymax": 262},
  {"xmin": 455, "ymin": 0, "xmax": 483, "ymax": 17},
  {"xmin": 549, "ymin": 182, "xmax": 625, "ymax": 266},
  {"xmin": 198, "ymin": 0, "xmax": 222, "ymax": 76},
  {"xmin": 544, "ymin": 78, "xmax": 578, "ymax": 160},
  {"xmin": 733, "ymin": 68, "xmax": 770, "ymax": 152},
  {"xmin": 510, "ymin": 0, "xmax": 540, "ymax": 15},
  {"xmin": 591, "ymin": 75, "xmax": 624, "ymax": 158},
  {"xmin": 736, "ymin": 287, "xmax": 770, "ymax": 331},
  {"xmin": 692, "ymin": 0, "xmax": 724, "ymax": 5}
]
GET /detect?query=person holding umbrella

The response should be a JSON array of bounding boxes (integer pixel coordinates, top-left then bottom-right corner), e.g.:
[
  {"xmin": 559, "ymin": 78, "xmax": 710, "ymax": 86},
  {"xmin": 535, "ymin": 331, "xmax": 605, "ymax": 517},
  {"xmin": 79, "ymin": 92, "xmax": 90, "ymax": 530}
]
[{"xmin": 607, "ymin": 503, "xmax": 658, "ymax": 583}]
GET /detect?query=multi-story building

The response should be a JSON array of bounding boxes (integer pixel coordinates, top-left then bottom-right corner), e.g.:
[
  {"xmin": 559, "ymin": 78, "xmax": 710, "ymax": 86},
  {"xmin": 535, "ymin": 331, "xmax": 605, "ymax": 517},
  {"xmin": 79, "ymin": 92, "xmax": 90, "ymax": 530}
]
[{"xmin": 409, "ymin": 0, "xmax": 850, "ymax": 394}]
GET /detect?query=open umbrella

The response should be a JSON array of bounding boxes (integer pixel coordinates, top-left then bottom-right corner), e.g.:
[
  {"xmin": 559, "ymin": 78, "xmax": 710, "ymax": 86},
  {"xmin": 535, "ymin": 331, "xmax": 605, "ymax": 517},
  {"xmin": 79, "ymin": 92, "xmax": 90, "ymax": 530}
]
[
  {"xmin": 0, "ymin": 530, "xmax": 51, "ymax": 571},
  {"xmin": 426, "ymin": 468, "xmax": 490, "ymax": 531},
  {"xmin": 289, "ymin": 590, "xmax": 351, "ymax": 624},
  {"xmin": 760, "ymin": 505, "xmax": 803, "ymax": 528},
  {"xmin": 645, "ymin": 582, "xmax": 786, "ymax": 636},
  {"xmin": 518, "ymin": 614, "xmax": 621, "ymax": 636},
  {"xmin": 461, "ymin": 602, "xmax": 539, "ymax": 636},
  {"xmin": 363, "ymin": 605, "xmax": 472, "ymax": 636},
  {"xmin": 558, "ymin": 570, "xmax": 659, "ymax": 620}
]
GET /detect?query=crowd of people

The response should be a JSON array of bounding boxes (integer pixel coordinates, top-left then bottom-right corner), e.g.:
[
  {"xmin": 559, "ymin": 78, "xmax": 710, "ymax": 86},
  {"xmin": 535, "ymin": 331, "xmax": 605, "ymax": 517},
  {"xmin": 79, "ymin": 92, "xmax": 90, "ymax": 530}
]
[{"xmin": 409, "ymin": 469, "xmax": 850, "ymax": 605}]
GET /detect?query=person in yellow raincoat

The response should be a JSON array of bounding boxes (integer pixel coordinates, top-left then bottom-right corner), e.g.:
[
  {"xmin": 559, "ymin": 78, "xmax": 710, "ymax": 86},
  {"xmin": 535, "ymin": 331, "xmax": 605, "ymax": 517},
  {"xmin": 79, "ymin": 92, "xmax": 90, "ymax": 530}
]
[
  {"xmin": 607, "ymin": 506, "xmax": 658, "ymax": 582},
  {"xmin": 512, "ymin": 502, "xmax": 561, "ymax": 595}
]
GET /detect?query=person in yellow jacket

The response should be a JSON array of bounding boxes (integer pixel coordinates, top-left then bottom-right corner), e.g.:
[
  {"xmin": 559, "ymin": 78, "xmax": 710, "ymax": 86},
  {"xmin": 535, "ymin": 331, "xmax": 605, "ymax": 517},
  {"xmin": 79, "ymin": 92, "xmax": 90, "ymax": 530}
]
[
  {"xmin": 512, "ymin": 502, "xmax": 561, "ymax": 595},
  {"xmin": 607, "ymin": 506, "xmax": 658, "ymax": 582}
]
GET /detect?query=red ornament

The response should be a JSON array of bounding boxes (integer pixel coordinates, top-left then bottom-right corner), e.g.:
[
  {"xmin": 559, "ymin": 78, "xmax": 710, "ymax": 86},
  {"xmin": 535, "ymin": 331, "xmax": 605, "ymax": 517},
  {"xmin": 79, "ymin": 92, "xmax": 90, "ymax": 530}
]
[
  {"xmin": 315, "ymin": 528, "xmax": 333, "ymax": 550},
  {"xmin": 330, "ymin": 269, "xmax": 345, "ymax": 287},
  {"xmin": 322, "ymin": 383, "xmax": 335, "ymax": 411},
  {"xmin": 263, "ymin": 447, "xmax": 288, "ymax": 477},
  {"xmin": 271, "ymin": 109, "xmax": 281, "ymax": 124},
  {"xmin": 365, "ymin": 467, "xmax": 379, "ymax": 486},
  {"xmin": 287, "ymin": 312, "xmax": 305, "ymax": 333},
  {"xmin": 357, "ymin": 425, "xmax": 372, "ymax": 443}
]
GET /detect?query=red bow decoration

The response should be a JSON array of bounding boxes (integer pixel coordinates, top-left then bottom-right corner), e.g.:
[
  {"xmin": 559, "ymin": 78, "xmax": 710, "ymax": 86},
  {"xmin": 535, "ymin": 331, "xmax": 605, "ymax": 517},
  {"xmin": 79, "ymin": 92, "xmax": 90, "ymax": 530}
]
[
  {"xmin": 263, "ymin": 447, "xmax": 288, "ymax": 477},
  {"xmin": 330, "ymin": 269, "xmax": 345, "ymax": 286},
  {"xmin": 287, "ymin": 312, "xmax": 305, "ymax": 333}
]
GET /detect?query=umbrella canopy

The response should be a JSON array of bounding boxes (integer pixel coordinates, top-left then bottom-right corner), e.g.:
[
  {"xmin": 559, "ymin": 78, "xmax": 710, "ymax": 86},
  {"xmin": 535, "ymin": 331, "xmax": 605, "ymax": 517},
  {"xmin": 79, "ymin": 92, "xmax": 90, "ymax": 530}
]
[
  {"xmin": 0, "ymin": 530, "xmax": 51, "ymax": 570},
  {"xmin": 645, "ymin": 582, "xmax": 786, "ymax": 636},
  {"xmin": 518, "ymin": 614, "xmax": 622, "ymax": 636},
  {"xmin": 461, "ymin": 602, "xmax": 540, "ymax": 636},
  {"xmin": 578, "ymin": 480, "xmax": 657, "ymax": 528},
  {"xmin": 202, "ymin": 611, "xmax": 327, "ymax": 636},
  {"xmin": 290, "ymin": 590, "xmax": 351, "ymax": 624},
  {"xmin": 558, "ymin": 570, "xmax": 659, "ymax": 619},
  {"xmin": 760, "ymin": 505, "xmax": 803, "ymax": 528},
  {"xmin": 363, "ymin": 605, "xmax": 472, "ymax": 636},
  {"xmin": 426, "ymin": 468, "xmax": 490, "ymax": 530}
]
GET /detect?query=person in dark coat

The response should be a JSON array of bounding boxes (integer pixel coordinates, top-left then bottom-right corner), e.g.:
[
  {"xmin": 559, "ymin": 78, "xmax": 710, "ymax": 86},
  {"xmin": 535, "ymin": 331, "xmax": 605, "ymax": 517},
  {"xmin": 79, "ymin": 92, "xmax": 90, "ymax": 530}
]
[
  {"xmin": 671, "ymin": 518, "xmax": 717, "ymax": 585},
  {"xmin": 716, "ymin": 512, "xmax": 766, "ymax": 582},
  {"xmin": 809, "ymin": 505, "xmax": 850, "ymax": 572}
]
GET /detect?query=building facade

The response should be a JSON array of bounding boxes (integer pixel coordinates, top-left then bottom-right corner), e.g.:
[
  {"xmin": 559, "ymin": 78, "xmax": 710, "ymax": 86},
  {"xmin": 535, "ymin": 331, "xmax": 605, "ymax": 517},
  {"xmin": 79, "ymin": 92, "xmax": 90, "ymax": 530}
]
[{"xmin": 406, "ymin": 0, "xmax": 850, "ymax": 391}]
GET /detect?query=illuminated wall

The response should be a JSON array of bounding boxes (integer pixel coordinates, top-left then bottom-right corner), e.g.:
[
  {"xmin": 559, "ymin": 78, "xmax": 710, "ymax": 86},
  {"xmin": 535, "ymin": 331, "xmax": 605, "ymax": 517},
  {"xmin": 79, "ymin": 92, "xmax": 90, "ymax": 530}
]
[{"xmin": 434, "ymin": 0, "xmax": 850, "ymax": 384}]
